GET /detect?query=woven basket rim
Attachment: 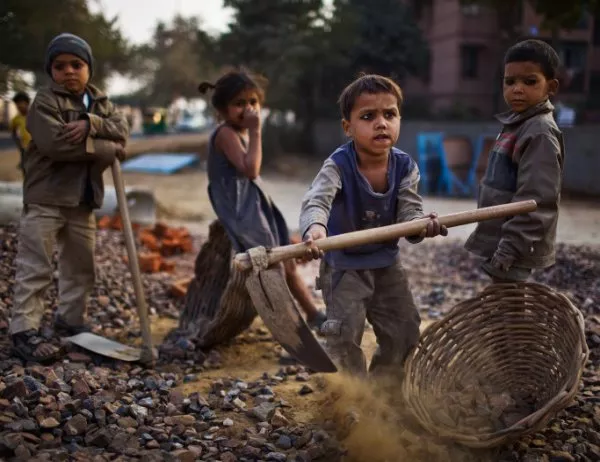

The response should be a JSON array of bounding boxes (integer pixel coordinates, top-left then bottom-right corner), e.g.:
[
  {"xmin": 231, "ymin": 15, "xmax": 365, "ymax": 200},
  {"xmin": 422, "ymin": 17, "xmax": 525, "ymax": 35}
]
[{"xmin": 402, "ymin": 282, "xmax": 590, "ymax": 448}]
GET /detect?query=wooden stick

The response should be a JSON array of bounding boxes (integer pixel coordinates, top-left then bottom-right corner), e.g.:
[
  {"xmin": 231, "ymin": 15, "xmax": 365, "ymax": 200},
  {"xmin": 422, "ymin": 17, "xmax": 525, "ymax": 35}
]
[
  {"xmin": 111, "ymin": 160, "xmax": 155, "ymax": 365},
  {"xmin": 233, "ymin": 200, "xmax": 537, "ymax": 272}
]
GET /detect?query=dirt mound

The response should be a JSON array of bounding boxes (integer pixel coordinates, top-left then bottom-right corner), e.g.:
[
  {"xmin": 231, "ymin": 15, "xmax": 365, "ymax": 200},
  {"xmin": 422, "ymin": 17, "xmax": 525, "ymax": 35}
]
[{"xmin": 311, "ymin": 373, "xmax": 491, "ymax": 462}]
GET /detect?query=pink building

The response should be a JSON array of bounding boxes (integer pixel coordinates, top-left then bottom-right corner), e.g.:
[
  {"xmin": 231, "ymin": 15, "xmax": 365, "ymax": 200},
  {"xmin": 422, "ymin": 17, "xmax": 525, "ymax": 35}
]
[{"xmin": 403, "ymin": 0, "xmax": 600, "ymax": 118}]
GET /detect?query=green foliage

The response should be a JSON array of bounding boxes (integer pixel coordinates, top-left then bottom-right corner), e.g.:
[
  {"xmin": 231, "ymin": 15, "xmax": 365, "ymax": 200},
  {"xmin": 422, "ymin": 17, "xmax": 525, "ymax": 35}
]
[
  {"xmin": 0, "ymin": 0, "xmax": 129, "ymax": 90},
  {"xmin": 331, "ymin": 0, "xmax": 429, "ymax": 81},
  {"xmin": 215, "ymin": 0, "xmax": 429, "ymax": 150},
  {"xmin": 126, "ymin": 16, "xmax": 218, "ymax": 106},
  {"xmin": 218, "ymin": 0, "xmax": 325, "ymax": 108}
]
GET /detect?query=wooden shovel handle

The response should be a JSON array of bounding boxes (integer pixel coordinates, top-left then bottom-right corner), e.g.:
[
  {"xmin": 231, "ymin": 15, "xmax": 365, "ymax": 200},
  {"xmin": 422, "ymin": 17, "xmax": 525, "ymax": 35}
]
[
  {"xmin": 111, "ymin": 160, "xmax": 154, "ymax": 365},
  {"xmin": 233, "ymin": 200, "xmax": 537, "ymax": 272}
]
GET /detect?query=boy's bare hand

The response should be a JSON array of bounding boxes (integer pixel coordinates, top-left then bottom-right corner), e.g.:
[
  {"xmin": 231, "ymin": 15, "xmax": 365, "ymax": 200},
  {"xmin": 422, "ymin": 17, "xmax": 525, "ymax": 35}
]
[
  {"xmin": 302, "ymin": 224, "xmax": 326, "ymax": 261},
  {"xmin": 490, "ymin": 251, "xmax": 514, "ymax": 272},
  {"xmin": 115, "ymin": 145, "xmax": 127, "ymax": 162},
  {"xmin": 420, "ymin": 212, "xmax": 448, "ymax": 238},
  {"xmin": 61, "ymin": 120, "xmax": 90, "ymax": 144}
]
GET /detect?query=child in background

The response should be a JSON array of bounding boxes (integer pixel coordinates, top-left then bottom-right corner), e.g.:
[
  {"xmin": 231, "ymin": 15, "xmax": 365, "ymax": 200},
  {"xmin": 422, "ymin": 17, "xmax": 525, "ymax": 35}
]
[
  {"xmin": 300, "ymin": 74, "xmax": 446, "ymax": 376},
  {"xmin": 465, "ymin": 39, "xmax": 564, "ymax": 283},
  {"xmin": 10, "ymin": 33, "xmax": 129, "ymax": 362},
  {"xmin": 199, "ymin": 69, "xmax": 326, "ymax": 330},
  {"xmin": 9, "ymin": 91, "xmax": 32, "ymax": 173}
]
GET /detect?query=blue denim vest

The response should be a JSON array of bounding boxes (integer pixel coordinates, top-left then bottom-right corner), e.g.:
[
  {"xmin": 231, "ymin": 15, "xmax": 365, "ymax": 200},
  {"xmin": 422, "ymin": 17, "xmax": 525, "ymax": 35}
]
[{"xmin": 324, "ymin": 141, "xmax": 414, "ymax": 270}]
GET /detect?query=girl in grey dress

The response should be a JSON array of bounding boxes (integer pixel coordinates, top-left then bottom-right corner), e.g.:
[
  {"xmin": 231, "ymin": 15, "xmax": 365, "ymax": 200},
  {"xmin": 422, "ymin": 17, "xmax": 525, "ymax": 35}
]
[{"xmin": 199, "ymin": 70, "xmax": 326, "ymax": 329}]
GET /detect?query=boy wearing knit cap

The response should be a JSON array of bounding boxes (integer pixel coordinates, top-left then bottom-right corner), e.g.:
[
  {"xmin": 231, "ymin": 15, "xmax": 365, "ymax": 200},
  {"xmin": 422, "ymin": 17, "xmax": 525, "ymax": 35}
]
[{"xmin": 10, "ymin": 33, "xmax": 129, "ymax": 362}]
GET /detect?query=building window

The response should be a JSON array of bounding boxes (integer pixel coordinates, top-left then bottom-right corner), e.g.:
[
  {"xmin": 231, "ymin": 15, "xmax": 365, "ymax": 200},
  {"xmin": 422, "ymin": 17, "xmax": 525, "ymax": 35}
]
[
  {"xmin": 562, "ymin": 42, "xmax": 587, "ymax": 68},
  {"xmin": 461, "ymin": 4, "xmax": 481, "ymax": 16},
  {"xmin": 575, "ymin": 12, "xmax": 590, "ymax": 30},
  {"xmin": 557, "ymin": 41, "xmax": 588, "ymax": 93},
  {"xmin": 461, "ymin": 45, "xmax": 481, "ymax": 79},
  {"xmin": 590, "ymin": 72, "xmax": 600, "ymax": 94}
]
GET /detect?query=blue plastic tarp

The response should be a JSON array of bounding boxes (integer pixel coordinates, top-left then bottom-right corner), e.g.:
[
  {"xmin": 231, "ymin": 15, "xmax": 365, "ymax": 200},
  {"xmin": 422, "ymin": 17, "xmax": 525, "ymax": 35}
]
[{"xmin": 121, "ymin": 153, "xmax": 198, "ymax": 174}]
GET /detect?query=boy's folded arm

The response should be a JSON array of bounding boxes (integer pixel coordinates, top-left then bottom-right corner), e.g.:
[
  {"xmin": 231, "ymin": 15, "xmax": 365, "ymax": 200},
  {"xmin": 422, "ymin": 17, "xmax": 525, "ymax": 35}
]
[
  {"xmin": 84, "ymin": 101, "xmax": 129, "ymax": 142},
  {"xmin": 396, "ymin": 161, "xmax": 426, "ymax": 243},
  {"xmin": 299, "ymin": 158, "xmax": 341, "ymax": 239},
  {"xmin": 28, "ymin": 92, "xmax": 117, "ymax": 162},
  {"xmin": 496, "ymin": 133, "xmax": 563, "ymax": 264}
]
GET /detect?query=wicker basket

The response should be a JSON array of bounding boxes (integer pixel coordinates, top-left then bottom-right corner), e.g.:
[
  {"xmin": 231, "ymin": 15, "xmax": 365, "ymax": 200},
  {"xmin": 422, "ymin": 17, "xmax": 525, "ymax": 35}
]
[{"xmin": 402, "ymin": 282, "xmax": 589, "ymax": 449}]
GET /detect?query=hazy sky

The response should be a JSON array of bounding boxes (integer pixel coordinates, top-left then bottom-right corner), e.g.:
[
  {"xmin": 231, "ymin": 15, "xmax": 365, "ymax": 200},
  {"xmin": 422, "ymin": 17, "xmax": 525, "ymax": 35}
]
[{"xmin": 91, "ymin": 0, "xmax": 234, "ymax": 94}]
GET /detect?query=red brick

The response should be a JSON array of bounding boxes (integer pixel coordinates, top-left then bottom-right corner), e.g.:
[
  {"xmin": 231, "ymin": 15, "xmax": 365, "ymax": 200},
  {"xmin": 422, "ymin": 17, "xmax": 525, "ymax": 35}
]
[
  {"xmin": 97, "ymin": 216, "xmax": 112, "ymax": 230},
  {"xmin": 139, "ymin": 252, "xmax": 161, "ymax": 273}
]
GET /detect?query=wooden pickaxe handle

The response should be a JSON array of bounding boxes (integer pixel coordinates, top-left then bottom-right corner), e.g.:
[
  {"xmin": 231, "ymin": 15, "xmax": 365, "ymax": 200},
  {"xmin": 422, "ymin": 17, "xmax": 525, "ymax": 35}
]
[
  {"xmin": 111, "ymin": 159, "xmax": 155, "ymax": 365},
  {"xmin": 233, "ymin": 200, "xmax": 537, "ymax": 272}
]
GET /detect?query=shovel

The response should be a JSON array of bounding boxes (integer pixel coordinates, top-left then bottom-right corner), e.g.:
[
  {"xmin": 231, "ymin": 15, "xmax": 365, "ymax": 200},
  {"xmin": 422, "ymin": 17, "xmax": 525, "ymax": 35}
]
[
  {"xmin": 233, "ymin": 200, "xmax": 537, "ymax": 373},
  {"xmin": 65, "ymin": 159, "xmax": 155, "ymax": 365}
]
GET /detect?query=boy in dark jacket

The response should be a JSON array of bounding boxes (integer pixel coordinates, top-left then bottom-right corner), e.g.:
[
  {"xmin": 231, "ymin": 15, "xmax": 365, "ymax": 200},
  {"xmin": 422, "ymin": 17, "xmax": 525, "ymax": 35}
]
[
  {"xmin": 465, "ymin": 39, "xmax": 564, "ymax": 282},
  {"xmin": 11, "ymin": 33, "xmax": 129, "ymax": 362}
]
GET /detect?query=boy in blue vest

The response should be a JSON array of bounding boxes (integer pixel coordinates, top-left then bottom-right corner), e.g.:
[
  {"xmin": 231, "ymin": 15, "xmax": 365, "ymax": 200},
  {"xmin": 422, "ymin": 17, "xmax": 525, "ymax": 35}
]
[{"xmin": 299, "ymin": 74, "xmax": 447, "ymax": 376}]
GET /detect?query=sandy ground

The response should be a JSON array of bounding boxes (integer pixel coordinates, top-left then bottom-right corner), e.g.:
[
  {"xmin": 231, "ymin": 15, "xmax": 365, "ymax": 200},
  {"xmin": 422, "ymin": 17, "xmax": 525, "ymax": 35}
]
[
  {"xmin": 102, "ymin": 163, "xmax": 600, "ymax": 246},
  {"xmin": 1, "ymin": 134, "xmax": 596, "ymax": 245}
]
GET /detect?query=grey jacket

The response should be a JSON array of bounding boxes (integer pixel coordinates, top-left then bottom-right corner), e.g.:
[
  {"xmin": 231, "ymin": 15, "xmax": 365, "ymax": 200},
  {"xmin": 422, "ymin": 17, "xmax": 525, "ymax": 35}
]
[{"xmin": 465, "ymin": 100, "xmax": 564, "ymax": 269}]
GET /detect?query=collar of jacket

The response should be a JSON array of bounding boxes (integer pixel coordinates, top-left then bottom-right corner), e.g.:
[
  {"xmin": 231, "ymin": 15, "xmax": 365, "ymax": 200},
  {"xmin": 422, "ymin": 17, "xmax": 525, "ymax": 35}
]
[
  {"xmin": 49, "ymin": 81, "xmax": 107, "ymax": 102},
  {"xmin": 494, "ymin": 99, "xmax": 554, "ymax": 126}
]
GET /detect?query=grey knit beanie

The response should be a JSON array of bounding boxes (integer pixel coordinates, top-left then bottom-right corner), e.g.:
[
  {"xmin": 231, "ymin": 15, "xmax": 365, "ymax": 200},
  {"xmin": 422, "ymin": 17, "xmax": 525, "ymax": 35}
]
[{"xmin": 45, "ymin": 33, "xmax": 94, "ymax": 77}]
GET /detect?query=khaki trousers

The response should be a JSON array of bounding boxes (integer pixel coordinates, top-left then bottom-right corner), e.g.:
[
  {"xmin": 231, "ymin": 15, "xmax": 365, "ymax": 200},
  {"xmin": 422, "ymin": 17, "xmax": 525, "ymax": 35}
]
[{"xmin": 10, "ymin": 204, "xmax": 96, "ymax": 334}]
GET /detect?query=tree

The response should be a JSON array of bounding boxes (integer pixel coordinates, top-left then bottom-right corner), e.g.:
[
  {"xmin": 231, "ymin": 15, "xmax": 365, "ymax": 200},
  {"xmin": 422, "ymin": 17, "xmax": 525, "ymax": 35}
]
[
  {"xmin": 217, "ymin": 0, "xmax": 428, "ymax": 152},
  {"xmin": 216, "ymin": 0, "xmax": 325, "ymax": 151},
  {"xmin": 331, "ymin": 0, "xmax": 429, "ymax": 83},
  {"xmin": 128, "ymin": 16, "xmax": 218, "ymax": 107},
  {"xmin": 0, "ymin": 0, "xmax": 130, "ymax": 91},
  {"xmin": 218, "ymin": 0, "xmax": 324, "ymax": 107}
]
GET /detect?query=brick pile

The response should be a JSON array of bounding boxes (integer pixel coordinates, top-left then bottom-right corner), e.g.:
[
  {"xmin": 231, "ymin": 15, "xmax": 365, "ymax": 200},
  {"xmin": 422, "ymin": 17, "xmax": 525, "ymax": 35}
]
[{"xmin": 97, "ymin": 216, "xmax": 194, "ymax": 274}]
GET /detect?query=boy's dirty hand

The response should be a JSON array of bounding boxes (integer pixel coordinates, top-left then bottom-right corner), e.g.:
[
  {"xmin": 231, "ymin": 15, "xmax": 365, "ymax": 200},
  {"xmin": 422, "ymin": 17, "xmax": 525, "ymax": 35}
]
[
  {"xmin": 302, "ymin": 224, "xmax": 326, "ymax": 261},
  {"xmin": 421, "ymin": 212, "xmax": 448, "ymax": 238},
  {"xmin": 61, "ymin": 120, "xmax": 90, "ymax": 144},
  {"xmin": 115, "ymin": 145, "xmax": 127, "ymax": 162},
  {"xmin": 241, "ymin": 107, "xmax": 261, "ymax": 131},
  {"xmin": 490, "ymin": 251, "xmax": 514, "ymax": 272}
]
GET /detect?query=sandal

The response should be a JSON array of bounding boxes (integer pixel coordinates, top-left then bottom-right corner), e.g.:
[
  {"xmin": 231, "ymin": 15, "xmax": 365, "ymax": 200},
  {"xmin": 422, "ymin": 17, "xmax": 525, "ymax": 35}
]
[
  {"xmin": 54, "ymin": 316, "xmax": 91, "ymax": 337},
  {"xmin": 11, "ymin": 330, "xmax": 62, "ymax": 364}
]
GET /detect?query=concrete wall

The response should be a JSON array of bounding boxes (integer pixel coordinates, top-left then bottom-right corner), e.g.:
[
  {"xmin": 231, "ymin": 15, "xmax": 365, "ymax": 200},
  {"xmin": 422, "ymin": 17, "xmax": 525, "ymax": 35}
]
[{"xmin": 312, "ymin": 119, "xmax": 600, "ymax": 196}]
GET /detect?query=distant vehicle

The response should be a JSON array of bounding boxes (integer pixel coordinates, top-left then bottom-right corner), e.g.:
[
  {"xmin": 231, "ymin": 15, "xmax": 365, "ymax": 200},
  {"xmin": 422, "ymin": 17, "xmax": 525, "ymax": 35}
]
[{"xmin": 142, "ymin": 107, "xmax": 168, "ymax": 135}]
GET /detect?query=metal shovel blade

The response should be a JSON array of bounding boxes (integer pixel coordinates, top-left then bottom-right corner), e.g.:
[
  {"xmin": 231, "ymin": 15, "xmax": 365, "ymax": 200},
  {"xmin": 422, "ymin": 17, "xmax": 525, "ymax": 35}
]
[
  {"xmin": 245, "ymin": 267, "xmax": 337, "ymax": 373},
  {"xmin": 65, "ymin": 333, "xmax": 142, "ymax": 362}
]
